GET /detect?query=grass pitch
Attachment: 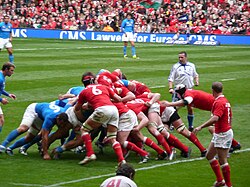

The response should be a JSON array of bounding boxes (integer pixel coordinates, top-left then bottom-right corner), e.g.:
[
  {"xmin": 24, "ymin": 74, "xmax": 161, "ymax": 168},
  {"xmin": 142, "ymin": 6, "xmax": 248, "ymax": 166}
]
[{"xmin": 0, "ymin": 38, "xmax": 250, "ymax": 187}]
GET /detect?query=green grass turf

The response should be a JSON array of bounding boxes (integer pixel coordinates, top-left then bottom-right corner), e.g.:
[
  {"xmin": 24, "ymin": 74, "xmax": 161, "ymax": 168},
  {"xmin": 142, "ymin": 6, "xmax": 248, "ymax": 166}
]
[{"xmin": 0, "ymin": 38, "xmax": 249, "ymax": 187}]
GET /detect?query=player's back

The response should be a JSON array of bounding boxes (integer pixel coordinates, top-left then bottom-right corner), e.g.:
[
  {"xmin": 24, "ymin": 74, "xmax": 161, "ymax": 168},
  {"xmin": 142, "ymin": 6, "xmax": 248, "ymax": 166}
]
[
  {"xmin": 67, "ymin": 86, "xmax": 85, "ymax": 95},
  {"xmin": 79, "ymin": 84, "xmax": 115, "ymax": 109},
  {"xmin": 100, "ymin": 175, "xmax": 137, "ymax": 187},
  {"xmin": 35, "ymin": 102, "xmax": 65, "ymax": 120},
  {"xmin": 185, "ymin": 89, "xmax": 214, "ymax": 111}
]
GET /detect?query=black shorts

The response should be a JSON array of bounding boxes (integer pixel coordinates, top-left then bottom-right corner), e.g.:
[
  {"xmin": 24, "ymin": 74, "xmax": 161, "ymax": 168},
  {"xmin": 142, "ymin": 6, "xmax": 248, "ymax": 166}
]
[{"xmin": 166, "ymin": 111, "xmax": 180, "ymax": 126}]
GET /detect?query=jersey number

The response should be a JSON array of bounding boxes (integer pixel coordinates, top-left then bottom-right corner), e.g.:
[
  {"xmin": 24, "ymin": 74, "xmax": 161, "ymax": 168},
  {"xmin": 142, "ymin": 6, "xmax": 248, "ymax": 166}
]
[
  {"xmin": 49, "ymin": 103, "xmax": 61, "ymax": 113},
  {"xmin": 106, "ymin": 179, "xmax": 122, "ymax": 187},
  {"xmin": 92, "ymin": 86, "xmax": 102, "ymax": 95}
]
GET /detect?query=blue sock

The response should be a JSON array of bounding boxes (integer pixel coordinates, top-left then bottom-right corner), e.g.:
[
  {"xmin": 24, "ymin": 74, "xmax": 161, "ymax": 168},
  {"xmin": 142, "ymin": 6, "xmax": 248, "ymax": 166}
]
[
  {"xmin": 23, "ymin": 135, "xmax": 41, "ymax": 150},
  {"xmin": 187, "ymin": 114, "xmax": 194, "ymax": 128},
  {"xmin": 131, "ymin": 46, "xmax": 136, "ymax": 56},
  {"xmin": 0, "ymin": 126, "xmax": 2, "ymax": 133},
  {"xmin": 2, "ymin": 129, "xmax": 20, "ymax": 147},
  {"xmin": 123, "ymin": 46, "xmax": 127, "ymax": 55},
  {"xmin": 65, "ymin": 130, "xmax": 76, "ymax": 144},
  {"xmin": 9, "ymin": 54, "xmax": 14, "ymax": 63},
  {"xmin": 9, "ymin": 137, "xmax": 27, "ymax": 150}
]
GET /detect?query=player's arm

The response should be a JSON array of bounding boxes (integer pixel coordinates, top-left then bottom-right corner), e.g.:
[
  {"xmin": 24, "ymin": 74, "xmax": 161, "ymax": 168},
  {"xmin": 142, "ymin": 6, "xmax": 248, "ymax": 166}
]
[
  {"xmin": 193, "ymin": 115, "xmax": 219, "ymax": 134},
  {"xmin": 146, "ymin": 92, "xmax": 160, "ymax": 106},
  {"xmin": 121, "ymin": 20, "xmax": 126, "ymax": 33},
  {"xmin": 168, "ymin": 66, "xmax": 176, "ymax": 94},
  {"xmin": 193, "ymin": 65, "xmax": 199, "ymax": 86},
  {"xmin": 9, "ymin": 31, "xmax": 12, "ymax": 42},
  {"xmin": 41, "ymin": 127, "xmax": 51, "ymax": 160},
  {"xmin": 133, "ymin": 112, "xmax": 149, "ymax": 131}
]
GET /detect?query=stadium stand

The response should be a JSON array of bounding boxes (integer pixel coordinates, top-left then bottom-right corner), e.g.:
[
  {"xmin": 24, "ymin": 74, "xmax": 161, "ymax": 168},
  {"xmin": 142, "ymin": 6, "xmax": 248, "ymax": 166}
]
[{"xmin": 0, "ymin": 0, "xmax": 249, "ymax": 35}]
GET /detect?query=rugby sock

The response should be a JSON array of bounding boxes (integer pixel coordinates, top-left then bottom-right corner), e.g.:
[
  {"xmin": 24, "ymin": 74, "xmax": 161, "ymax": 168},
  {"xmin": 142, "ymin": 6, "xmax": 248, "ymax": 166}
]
[
  {"xmin": 155, "ymin": 134, "xmax": 171, "ymax": 154},
  {"xmin": 9, "ymin": 54, "xmax": 14, "ymax": 63},
  {"xmin": 0, "ymin": 126, "xmax": 2, "ymax": 133},
  {"xmin": 124, "ymin": 141, "xmax": 148, "ymax": 156},
  {"xmin": 131, "ymin": 46, "xmax": 136, "ymax": 56},
  {"xmin": 143, "ymin": 137, "xmax": 164, "ymax": 154},
  {"xmin": 134, "ymin": 141, "xmax": 143, "ymax": 149},
  {"xmin": 112, "ymin": 141, "xmax": 125, "ymax": 163},
  {"xmin": 123, "ymin": 46, "xmax": 127, "ymax": 55},
  {"xmin": 65, "ymin": 130, "xmax": 76, "ymax": 144},
  {"xmin": 221, "ymin": 163, "xmax": 232, "ymax": 187},
  {"xmin": 81, "ymin": 133, "xmax": 94, "ymax": 157},
  {"xmin": 2, "ymin": 129, "xmax": 20, "ymax": 147},
  {"xmin": 23, "ymin": 135, "xmax": 42, "ymax": 150},
  {"xmin": 187, "ymin": 114, "xmax": 194, "ymax": 128},
  {"xmin": 209, "ymin": 159, "xmax": 224, "ymax": 182},
  {"xmin": 231, "ymin": 138, "xmax": 239, "ymax": 147},
  {"xmin": 188, "ymin": 132, "xmax": 206, "ymax": 152},
  {"xmin": 166, "ymin": 134, "xmax": 189, "ymax": 153},
  {"xmin": 9, "ymin": 137, "xmax": 27, "ymax": 150}
]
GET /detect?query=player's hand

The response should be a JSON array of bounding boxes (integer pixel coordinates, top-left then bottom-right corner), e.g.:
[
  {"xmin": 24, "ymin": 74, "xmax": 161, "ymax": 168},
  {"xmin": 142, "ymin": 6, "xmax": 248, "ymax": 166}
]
[
  {"xmin": 43, "ymin": 153, "xmax": 51, "ymax": 160},
  {"xmin": 169, "ymin": 88, "xmax": 174, "ymax": 94},
  {"xmin": 145, "ymin": 101, "xmax": 152, "ymax": 107},
  {"xmin": 195, "ymin": 82, "xmax": 199, "ymax": 86},
  {"xmin": 193, "ymin": 126, "xmax": 202, "ymax": 135},
  {"xmin": 163, "ymin": 101, "xmax": 171, "ymax": 107},
  {"xmin": 1, "ymin": 98, "xmax": 9, "ymax": 105},
  {"xmin": 58, "ymin": 94, "xmax": 64, "ymax": 100},
  {"xmin": 9, "ymin": 94, "xmax": 16, "ymax": 100}
]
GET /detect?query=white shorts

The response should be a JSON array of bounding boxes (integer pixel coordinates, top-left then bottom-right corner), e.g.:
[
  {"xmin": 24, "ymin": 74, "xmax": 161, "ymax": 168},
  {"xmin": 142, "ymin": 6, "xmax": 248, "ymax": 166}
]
[
  {"xmin": 65, "ymin": 107, "xmax": 82, "ymax": 128},
  {"xmin": 122, "ymin": 32, "xmax": 135, "ymax": 42},
  {"xmin": 90, "ymin": 105, "xmax": 119, "ymax": 128},
  {"xmin": 0, "ymin": 38, "xmax": 12, "ymax": 49},
  {"xmin": 148, "ymin": 103, "xmax": 160, "ymax": 114},
  {"xmin": 28, "ymin": 117, "xmax": 43, "ymax": 136},
  {"xmin": 0, "ymin": 106, "xmax": 3, "ymax": 115},
  {"xmin": 20, "ymin": 103, "xmax": 38, "ymax": 128},
  {"xmin": 161, "ymin": 106, "xmax": 176, "ymax": 123},
  {"xmin": 212, "ymin": 129, "xmax": 233, "ymax": 149},
  {"xmin": 118, "ymin": 110, "xmax": 138, "ymax": 132}
]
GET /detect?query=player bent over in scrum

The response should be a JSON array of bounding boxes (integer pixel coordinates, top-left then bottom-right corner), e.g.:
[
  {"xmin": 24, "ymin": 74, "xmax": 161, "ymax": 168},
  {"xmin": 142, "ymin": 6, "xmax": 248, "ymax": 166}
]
[{"xmin": 76, "ymin": 72, "xmax": 125, "ymax": 165}]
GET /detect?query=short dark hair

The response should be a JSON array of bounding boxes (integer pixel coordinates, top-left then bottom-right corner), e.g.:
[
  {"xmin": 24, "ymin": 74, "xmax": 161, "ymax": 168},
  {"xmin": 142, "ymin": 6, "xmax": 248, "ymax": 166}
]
[
  {"xmin": 2, "ymin": 62, "xmax": 15, "ymax": 71},
  {"xmin": 3, "ymin": 15, "xmax": 9, "ymax": 19},
  {"xmin": 57, "ymin": 112, "xmax": 69, "ymax": 122},
  {"xmin": 179, "ymin": 51, "xmax": 187, "ymax": 57},
  {"xmin": 116, "ymin": 163, "xmax": 135, "ymax": 180},
  {"xmin": 81, "ymin": 72, "xmax": 96, "ymax": 87},
  {"xmin": 212, "ymin": 82, "xmax": 223, "ymax": 93}
]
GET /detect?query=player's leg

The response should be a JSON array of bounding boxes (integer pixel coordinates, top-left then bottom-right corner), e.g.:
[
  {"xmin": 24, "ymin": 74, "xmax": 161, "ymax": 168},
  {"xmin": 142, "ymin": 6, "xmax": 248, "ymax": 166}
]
[
  {"xmin": 0, "ymin": 111, "xmax": 4, "ymax": 133},
  {"xmin": 130, "ymin": 41, "xmax": 137, "ymax": 58},
  {"xmin": 6, "ymin": 47, "xmax": 14, "ymax": 63},
  {"xmin": 207, "ymin": 139, "xmax": 225, "ymax": 186},
  {"xmin": 172, "ymin": 118, "xmax": 207, "ymax": 155},
  {"xmin": 123, "ymin": 42, "xmax": 128, "ymax": 58},
  {"xmin": 187, "ymin": 105, "xmax": 194, "ymax": 131}
]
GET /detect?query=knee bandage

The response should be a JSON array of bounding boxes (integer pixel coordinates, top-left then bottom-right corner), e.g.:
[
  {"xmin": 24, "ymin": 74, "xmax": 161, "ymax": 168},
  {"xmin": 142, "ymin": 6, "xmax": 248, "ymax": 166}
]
[
  {"xmin": 157, "ymin": 124, "xmax": 165, "ymax": 133},
  {"xmin": 106, "ymin": 131, "xmax": 117, "ymax": 142},
  {"xmin": 82, "ymin": 123, "xmax": 93, "ymax": 132},
  {"xmin": 176, "ymin": 123, "xmax": 186, "ymax": 133}
]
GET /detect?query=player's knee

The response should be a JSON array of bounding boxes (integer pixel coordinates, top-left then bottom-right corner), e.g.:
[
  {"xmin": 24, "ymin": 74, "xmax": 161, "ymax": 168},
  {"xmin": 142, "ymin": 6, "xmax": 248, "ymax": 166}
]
[
  {"xmin": 157, "ymin": 124, "xmax": 165, "ymax": 133},
  {"xmin": 82, "ymin": 123, "xmax": 93, "ymax": 132},
  {"xmin": 176, "ymin": 123, "xmax": 186, "ymax": 133},
  {"xmin": 106, "ymin": 131, "xmax": 117, "ymax": 143}
]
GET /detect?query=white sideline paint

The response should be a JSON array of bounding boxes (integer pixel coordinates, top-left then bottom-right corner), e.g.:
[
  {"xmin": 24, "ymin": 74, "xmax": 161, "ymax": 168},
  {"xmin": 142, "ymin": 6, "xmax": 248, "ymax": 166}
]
[
  {"xmin": 10, "ymin": 148, "xmax": 250, "ymax": 187},
  {"xmin": 221, "ymin": 78, "xmax": 236, "ymax": 82}
]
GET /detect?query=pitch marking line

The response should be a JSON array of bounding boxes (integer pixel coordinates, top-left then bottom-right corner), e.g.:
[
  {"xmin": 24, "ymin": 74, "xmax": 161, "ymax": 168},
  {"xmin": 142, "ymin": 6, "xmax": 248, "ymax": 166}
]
[
  {"xmin": 10, "ymin": 148, "xmax": 250, "ymax": 187},
  {"xmin": 221, "ymin": 78, "xmax": 236, "ymax": 82}
]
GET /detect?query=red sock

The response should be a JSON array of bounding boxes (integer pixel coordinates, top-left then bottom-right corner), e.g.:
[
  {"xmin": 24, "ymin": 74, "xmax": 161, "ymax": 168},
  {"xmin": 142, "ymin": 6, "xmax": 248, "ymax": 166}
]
[
  {"xmin": 167, "ymin": 134, "xmax": 188, "ymax": 152},
  {"xmin": 125, "ymin": 141, "xmax": 148, "ymax": 156},
  {"xmin": 144, "ymin": 137, "xmax": 164, "ymax": 154},
  {"xmin": 112, "ymin": 141, "xmax": 125, "ymax": 163},
  {"xmin": 189, "ymin": 133, "xmax": 206, "ymax": 152},
  {"xmin": 81, "ymin": 133, "xmax": 94, "ymax": 157},
  {"xmin": 231, "ymin": 138, "xmax": 239, "ymax": 147},
  {"xmin": 222, "ymin": 163, "xmax": 232, "ymax": 187},
  {"xmin": 155, "ymin": 134, "xmax": 171, "ymax": 154},
  {"xmin": 134, "ymin": 141, "xmax": 143, "ymax": 149},
  {"xmin": 210, "ymin": 159, "xmax": 224, "ymax": 182}
]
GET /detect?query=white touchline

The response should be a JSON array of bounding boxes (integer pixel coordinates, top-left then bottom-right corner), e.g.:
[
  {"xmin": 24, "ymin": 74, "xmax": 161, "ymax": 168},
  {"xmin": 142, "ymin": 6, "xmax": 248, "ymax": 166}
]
[
  {"xmin": 10, "ymin": 148, "xmax": 250, "ymax": 187},
  {"xmin": 221, "ymin": 78, "xmax": 236, "ymax": 82}
]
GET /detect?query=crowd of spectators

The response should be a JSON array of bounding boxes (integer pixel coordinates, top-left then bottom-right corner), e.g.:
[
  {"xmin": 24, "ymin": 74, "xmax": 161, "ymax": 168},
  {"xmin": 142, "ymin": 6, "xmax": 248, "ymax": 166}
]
[{"xmin": 0, "ymin": 0, "xmax": 249, "ymax": 35}]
